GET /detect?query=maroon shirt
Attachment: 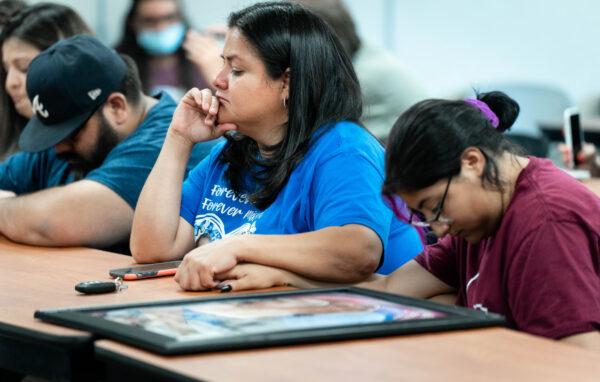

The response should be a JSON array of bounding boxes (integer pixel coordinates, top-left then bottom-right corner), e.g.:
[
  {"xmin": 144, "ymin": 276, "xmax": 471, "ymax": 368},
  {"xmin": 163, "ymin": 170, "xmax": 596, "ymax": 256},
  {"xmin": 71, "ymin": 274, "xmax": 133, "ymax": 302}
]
[{"xmin": 416, "ymin": 157, "xmax": 600, "ymax": 339}]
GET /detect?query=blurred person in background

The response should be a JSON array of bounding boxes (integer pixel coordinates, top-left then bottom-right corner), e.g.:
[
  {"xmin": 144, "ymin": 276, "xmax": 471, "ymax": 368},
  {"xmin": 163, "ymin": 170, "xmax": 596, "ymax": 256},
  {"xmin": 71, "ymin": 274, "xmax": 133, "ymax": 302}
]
[
  {"xmin": 116, "ymin": 0, "xmax": 222, "ymax": 100},
  {"xmin": 0, "ymin": 0, "xmax": 25, "ymax": 31},
  {"xmin": 294, "ymin": 0, "xmax": 427, "ymax": 142},
  {"xmin": 0, "ymin": 2, "xmax": 91, "ymax": 160},
  {"xmin": 559, "ymin": 142, "xmax": 600, "ymax": 177}
]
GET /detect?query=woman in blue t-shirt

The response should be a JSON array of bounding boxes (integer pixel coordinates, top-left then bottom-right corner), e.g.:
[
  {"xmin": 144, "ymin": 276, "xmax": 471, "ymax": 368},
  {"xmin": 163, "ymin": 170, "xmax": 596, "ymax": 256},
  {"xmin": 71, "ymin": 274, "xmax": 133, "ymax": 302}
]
[{"xmin": 131, "ymin": 2, "xmax": 422, "ymax": 291}]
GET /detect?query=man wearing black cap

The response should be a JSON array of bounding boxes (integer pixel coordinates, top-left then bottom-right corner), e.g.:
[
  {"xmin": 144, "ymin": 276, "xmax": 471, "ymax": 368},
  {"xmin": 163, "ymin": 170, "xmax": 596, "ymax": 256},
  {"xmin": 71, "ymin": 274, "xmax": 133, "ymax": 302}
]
[{"xmin": 0, "ymin": 35, "xmax": 215, "ymax": 252}]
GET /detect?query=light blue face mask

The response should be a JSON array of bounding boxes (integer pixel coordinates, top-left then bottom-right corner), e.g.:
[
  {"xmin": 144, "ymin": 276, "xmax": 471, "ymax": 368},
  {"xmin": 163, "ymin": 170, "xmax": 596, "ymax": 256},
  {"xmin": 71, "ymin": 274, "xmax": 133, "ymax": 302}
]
[{"xmin": 136, "ymin": 22, "xmax": 186, "ymax": 55}]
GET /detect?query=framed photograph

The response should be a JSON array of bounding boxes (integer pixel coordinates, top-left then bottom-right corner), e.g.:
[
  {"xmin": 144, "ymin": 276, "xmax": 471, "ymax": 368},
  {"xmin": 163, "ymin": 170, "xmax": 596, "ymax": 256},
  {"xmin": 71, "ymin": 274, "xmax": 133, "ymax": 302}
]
[{"xmin": 35, "ymin": 287, "xmax": 505, "ymax": 355}]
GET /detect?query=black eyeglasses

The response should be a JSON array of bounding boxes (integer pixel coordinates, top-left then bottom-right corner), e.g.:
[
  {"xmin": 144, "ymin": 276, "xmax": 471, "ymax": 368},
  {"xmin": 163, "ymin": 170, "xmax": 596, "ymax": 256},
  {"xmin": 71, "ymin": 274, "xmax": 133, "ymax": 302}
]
[{"xmin": 408, "ymin": 177, "xmax": 453, "ymax": 228}]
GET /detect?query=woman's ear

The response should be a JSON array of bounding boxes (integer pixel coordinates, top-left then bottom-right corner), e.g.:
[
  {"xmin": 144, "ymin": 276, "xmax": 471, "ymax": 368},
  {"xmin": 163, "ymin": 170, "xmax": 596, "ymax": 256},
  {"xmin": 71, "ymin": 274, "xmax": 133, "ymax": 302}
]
[
  {"xmin": 460, "ymin": 147, "xmax": 486, "ymax": 178},
  {"xmin": 281, "ymin": 67, "xmax": 290, "ymax": 103}
]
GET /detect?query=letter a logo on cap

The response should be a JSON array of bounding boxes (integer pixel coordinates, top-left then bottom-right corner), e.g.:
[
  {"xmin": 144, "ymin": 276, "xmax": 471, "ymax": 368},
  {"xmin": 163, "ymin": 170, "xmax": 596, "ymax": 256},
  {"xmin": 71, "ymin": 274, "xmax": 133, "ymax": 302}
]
[{"xmin": 32, "ymin": 95, "xmax": 49, "ymax": 119}]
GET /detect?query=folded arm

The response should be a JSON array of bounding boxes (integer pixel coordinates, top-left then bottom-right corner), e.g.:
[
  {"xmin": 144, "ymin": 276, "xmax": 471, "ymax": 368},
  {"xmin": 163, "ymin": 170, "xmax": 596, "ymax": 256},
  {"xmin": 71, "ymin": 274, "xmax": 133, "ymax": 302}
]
[
  {"xmin": 212, "ymin": 258, "xmax": 458, "ymax": 302},
  {"xmin": 131, "ymin": 88, "xmax": 237, "ymax": 262},
  {"xmin": 0, "ymin": 180, "xmax": 133, "ymax": 247},
  {"xmin": 174, "ymin": 223, "xmax": 382, "ymax": 290},
  {"xmin": 361, "ymin": 260, "xmax": 455, "ymax": 299},
  {"xmin": 214, "ymin": 263, "xmax": 345, "ymax": 291}
]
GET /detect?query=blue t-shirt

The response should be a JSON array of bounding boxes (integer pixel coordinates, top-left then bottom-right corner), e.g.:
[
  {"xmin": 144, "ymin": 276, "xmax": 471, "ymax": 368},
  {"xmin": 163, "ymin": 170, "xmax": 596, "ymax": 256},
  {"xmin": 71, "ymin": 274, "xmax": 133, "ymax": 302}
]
[
  {"xmin": 180, "ymin": 121, "xmax": 422, "ymax": 274},
  {"xmin": 0, "ymin": 92, "xmax": 217, "ymax": 252}
]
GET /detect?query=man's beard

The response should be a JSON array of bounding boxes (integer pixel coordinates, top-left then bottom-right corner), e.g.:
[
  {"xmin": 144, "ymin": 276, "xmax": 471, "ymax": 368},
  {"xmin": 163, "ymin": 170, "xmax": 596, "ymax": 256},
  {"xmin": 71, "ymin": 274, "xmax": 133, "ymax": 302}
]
[{"xmin": 58, "ymin": 113, "xmax": 120, "ymax": 179}]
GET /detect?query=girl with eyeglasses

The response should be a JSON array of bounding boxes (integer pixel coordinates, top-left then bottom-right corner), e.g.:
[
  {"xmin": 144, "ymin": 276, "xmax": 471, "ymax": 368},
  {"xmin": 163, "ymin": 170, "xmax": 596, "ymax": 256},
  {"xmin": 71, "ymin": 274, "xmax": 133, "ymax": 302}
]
[
  {"xmin": 263, "ymin": 91, "xmax": 599, "ymax": 351},
  {"xmin": 375, "ymin": 91, "xmax": 600, "ymax": 351}
]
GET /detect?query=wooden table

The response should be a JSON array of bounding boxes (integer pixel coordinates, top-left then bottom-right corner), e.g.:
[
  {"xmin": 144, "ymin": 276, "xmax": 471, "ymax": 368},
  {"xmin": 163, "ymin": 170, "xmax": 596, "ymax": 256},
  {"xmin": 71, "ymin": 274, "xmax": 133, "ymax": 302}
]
[
  {"xmin": 0, "ymin": 237, "xmax": 213, "ymax": 381},
  {"xmin": 95, "ymin": 327, "xmax": 600, "ymax": 382},
  {"xmin": 2, "ymin": 237, "xmax": 600, "ymax": 381}
]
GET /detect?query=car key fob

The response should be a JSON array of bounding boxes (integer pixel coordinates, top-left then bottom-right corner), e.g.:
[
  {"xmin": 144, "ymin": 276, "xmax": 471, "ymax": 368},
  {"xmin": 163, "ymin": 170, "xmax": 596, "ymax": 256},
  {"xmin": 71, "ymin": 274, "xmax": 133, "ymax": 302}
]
[{"xmin": 75, "ymin": 277, "xmax": 127, "ymax": 294}]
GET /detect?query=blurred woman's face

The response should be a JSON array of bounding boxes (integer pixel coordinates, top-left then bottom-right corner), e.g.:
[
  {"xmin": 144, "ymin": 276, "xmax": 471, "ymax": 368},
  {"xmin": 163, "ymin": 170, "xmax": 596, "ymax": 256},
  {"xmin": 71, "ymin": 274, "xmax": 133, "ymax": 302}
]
[
  {"xmin": 133, "ymin": 0, "xmax": 180, "ymax": 31},
  {"xmin": 2, "ymin": 37, "xmax": 40, "ymax": 119},
  {"xmin": 133, "ymin": 0, "xmax": 185, "ymax": 56},
  {"xmin": 213, "ymin": 28, "xmax": 288, "ymax": 141}
]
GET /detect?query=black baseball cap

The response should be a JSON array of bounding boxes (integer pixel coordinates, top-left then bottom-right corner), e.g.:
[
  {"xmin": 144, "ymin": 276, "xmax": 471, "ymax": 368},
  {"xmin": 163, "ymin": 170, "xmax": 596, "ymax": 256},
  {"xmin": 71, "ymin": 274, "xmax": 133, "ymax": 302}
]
[{"xmin": 19, "ymin": 35, "xmax": 127, "ymax": 152}]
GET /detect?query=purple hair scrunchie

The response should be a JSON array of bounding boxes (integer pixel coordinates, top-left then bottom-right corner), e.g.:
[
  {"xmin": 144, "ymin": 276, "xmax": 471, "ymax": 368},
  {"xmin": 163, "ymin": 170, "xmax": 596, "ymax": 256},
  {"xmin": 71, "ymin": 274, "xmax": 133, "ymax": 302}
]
[{"xmin": 464, "ymin": 98, "xmax": 499, "ymax": 128}]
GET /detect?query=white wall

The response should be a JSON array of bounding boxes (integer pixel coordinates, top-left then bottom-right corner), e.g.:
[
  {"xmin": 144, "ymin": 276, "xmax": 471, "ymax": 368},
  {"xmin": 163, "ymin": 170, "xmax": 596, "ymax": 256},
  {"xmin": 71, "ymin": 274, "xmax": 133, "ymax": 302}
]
[
  {"xmin": 31, "ymin": 0, "xmax": 600, "ymax": 117},
  {"xmin": 392, "ymin": 0, "xmax": 600, "ymax": 117}
]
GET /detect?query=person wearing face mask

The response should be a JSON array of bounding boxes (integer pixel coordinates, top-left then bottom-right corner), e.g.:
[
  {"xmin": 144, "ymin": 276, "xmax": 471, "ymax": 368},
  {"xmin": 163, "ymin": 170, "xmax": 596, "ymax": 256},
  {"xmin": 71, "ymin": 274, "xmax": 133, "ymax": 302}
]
[
  {"xmin": 0, "ymin": 3, "xmax": 92, "ymax": 161},
  {"xmin": 116, "ymin": 0, "xmax": 222, "ymax": 101}
]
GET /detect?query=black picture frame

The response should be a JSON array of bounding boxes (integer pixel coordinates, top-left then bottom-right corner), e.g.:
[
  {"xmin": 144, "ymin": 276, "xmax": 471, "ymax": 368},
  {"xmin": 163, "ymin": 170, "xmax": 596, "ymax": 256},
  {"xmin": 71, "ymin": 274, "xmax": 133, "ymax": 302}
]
[{"xmin": 35, "ymin": 287, "xmax": 505, "ymax": 355}]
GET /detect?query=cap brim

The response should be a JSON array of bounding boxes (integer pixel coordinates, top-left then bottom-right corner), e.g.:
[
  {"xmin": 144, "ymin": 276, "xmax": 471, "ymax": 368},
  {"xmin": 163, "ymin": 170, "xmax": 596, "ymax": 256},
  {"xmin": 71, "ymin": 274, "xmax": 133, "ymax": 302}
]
[{"xmin": 18, "ymin": 110, "xmax": 95, "ymax": 152}]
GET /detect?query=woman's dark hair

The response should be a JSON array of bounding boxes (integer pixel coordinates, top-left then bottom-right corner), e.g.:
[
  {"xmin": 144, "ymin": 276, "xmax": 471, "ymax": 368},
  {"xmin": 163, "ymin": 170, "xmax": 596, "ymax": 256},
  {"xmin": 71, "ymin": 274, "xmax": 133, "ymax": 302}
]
[
  {"xmin": 115, "ymin": 0, "xmax": 195, "ymax": 93},
  {"xmin": 384, "ymin": 91, "xmax": 520, "ymax": 195},
  {"xmin": 0, "ymin": 0, "xmax": 26, "ymax": 30},
  {"xmin": 0, "ymin": 3, "xmax": 92, "ymax": 159},
  {"xmin": 222, "ymin": 1, "xmax": 363, "ymax": 210}
]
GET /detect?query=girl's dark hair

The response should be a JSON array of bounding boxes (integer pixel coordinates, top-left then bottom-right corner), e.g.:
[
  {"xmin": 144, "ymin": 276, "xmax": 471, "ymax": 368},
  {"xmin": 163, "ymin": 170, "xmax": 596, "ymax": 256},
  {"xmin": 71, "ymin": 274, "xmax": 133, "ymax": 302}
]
[
  {"xmin": 115, "ymin": 0, "xmax": 195, "ymax": 94},
  {"xmin": 384, "ymin": 91, "xmax": 520, "ymax": 194},
  {"xmin": 0, "ymin": 3, "xmax": 92, "ymax": 159},
  {"xmin": 222, "ymin": 1, "xmax": 363, "ymax": 210}
]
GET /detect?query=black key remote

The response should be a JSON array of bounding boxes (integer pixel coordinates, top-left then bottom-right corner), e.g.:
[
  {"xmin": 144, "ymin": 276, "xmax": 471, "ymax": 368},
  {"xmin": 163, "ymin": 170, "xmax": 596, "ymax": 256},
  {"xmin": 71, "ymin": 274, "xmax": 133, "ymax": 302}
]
[{"xmin": 75, "ymin": 278, "xmax": 127, "ymax": 294}]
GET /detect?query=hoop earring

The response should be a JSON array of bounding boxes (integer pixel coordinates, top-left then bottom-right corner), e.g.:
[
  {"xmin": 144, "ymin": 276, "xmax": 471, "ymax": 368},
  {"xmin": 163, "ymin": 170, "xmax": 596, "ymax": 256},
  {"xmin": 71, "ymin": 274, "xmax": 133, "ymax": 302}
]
[{"xmin": 283, "ymin": 98, "xmax": 288, "ymax": 109}]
